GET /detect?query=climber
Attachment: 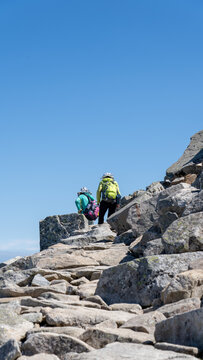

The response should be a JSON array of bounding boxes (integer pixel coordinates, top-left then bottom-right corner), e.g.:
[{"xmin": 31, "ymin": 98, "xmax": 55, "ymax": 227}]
[
  {"xmin": 97, "ymin": 173, "xmax": 121, "ymax": 224},
  {"xmin": 75, "ymin": 187, "xmax": 99, "ymax": 221}
]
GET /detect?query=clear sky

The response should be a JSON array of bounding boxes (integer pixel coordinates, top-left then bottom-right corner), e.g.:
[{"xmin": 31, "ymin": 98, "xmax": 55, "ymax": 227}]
[{"xmin": 0, "ymin": 0, "xmax": 202, "ymax": 262}]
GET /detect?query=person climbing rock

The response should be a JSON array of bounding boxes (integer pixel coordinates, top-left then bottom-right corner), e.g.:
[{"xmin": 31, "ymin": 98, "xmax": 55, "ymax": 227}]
[
  {"xmin": 75, "ymin": 187, "xmax": 99, "ymax": 221},
  {"xmin": 97, "ymin": 173, "xmax": 121, "ymax": 224}
]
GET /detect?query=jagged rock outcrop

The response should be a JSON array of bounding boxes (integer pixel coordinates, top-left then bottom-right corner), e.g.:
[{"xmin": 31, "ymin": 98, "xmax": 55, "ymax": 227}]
[
  {"xmin": 166, "ymin": 130, "xmax": 203, "ymax": 180},
  {"xmin": 1, "ymin": 130, "xmax": 203, "ymax": 359}
]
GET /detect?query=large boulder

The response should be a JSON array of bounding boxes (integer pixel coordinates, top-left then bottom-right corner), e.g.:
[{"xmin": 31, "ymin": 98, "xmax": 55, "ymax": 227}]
[
  {"xmin": 161, "ymin": 269, "xmax": 203, "ymax": 304},
  {"xmin": 155, "ymin": 307, "xmax": 203, "ymax": 350},
  {"xmin": 22, "ymin": 332, "xmax": 92, "ymax": 359},
  {"xmin": 162, "ymin": 212, "xmax": 203, "ymax": 254},
  {"xmin": 40, "ymin": 214, "xmax": 89, "ymax": 250},
  {"xmin": 107, "ymin": 182, "xmax": 164, "ymax": 235},
  {"xmin": 95, "ymin": 252, "xmax": 203, "ymax": 307},
  {"xmin": 166, "ymin": 130, "xmax": 203, "ymax": 179}
]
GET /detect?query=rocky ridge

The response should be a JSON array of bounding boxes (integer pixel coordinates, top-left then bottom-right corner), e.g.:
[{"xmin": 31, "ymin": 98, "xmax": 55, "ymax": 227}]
[{"xmin": 0, "ymin": 130, "xmax": 203, "ymax": 360}]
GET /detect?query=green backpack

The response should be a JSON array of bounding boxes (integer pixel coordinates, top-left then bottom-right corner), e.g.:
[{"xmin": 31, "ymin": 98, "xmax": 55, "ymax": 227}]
[{"xmin": 101, "ymin": 179, "xmax": 118, "ymax": 202}]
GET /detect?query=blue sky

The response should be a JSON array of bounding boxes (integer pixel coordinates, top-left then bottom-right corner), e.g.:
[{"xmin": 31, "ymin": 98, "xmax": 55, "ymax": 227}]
[{"xmin": 0, "ymin": 0, "xmax": 202, "ymax": 262}]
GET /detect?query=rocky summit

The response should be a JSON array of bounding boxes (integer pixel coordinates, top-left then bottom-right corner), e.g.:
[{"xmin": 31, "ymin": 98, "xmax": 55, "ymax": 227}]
[{"xmin": 0, "ymin": 130, "xmax": 203, "ymax": 360}]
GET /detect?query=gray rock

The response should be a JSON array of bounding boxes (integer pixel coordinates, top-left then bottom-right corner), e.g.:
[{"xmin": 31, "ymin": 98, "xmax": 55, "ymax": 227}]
[
  {"xmin": 158, "ymin": 297, "xmax": 201, "ymax": 318},
  {"xmin": 162, "ymin": 212, "xmax": 203, "ymax": 254},
  {"xmin": 84, "ymin": 295, "xmax": 110, "ymax": 310},
  {"xmin": 40, "ymin": 213, "xmax": 89, "ymax": 250},
  {"xmin": 192, "ymin": 170, "xmax": 203, "ymax": 189},
  {"xmin": 143, "ymin": 238, "xmax": 165, "ymax": 256},
  {"xmin": 61, "ymin": 223, "xmax": 116, "ymax": 246},
  {"xmin": 107, "ymin": 189, "xmax": 154, "ymax": 235},
  {"xmin": 161, "ymin": 269, "xmax": 203, "ymax": 304},
  {"xmin": 182, "ymin": 189, "xmax": 203, "ymax": 216},
  {"xmin": 130, "ymin": 237, "xmax": 164, "ymax": 257},
  {"xmin": 155, "ymin": 307, "xmax": 203, "ymax": 350},
  {"xmin": 0, "ymin": 279, "xmax": 24, "ymax": 297},
  {"xmin": 109, "ymin": 303, "xmax": 142, "ymax": 314},
  {"xmin": 27, "ymin": 326, "xmax": 85, "ymax": 338},
  {"xmin": 127, "ymin": 194, "xmax": 161, "ymax": 239},
  {"xmin": 121, "ymin": 311, "xmax": 165, "ymax": 334},
  {"xmin": 79, "ymin": 327, "xmax": 154, "ymax": 349},
  {"xmin": 0, "ymin": 339, "xmax": 21, "ymax": 360},
  {"xmin": 156, "ymin": 183, "xmax": 197, "ymax": 232},
  {"xmin": 113, "ymin": 230, "xmax": 135, "ymax": 245},
  {"xmin": 44, "ymin": 306, "xmax": 134, "ymax": 327},
  {"xmin": 68, "ymin": 342, "xmax": 197, "ymax": 359},
  {"xmin": 155, "ymin": 343, "xmax": 199, "ymax": 356},
  {"xmin": 18, "ymin": 354, "xmax": 60, "ymax": 360},
  {"xmin": 95, "ymin": 252, "xmax": 203, "ymax": 307},
  {"xmin": 31, "ymin": 274, "xmax": 50, "ymax": 287},
  {"xmin": 22, "ymin": 333, "xmax": 92, "ymax": 359},
  {"xmin": 166, "ymin": 130, "xmax": 203, "ymax": 178},
  {"xmin": 21, "ymin": 312, "xmax": 43, "ymax": 323},
  {"xmin": 0, "ymin": 307, "xmax": 33, "ymax": 346}
]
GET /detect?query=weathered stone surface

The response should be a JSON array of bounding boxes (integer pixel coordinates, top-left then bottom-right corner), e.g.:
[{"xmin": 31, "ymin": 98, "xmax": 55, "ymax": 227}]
[
  {"xmin": 0, "ymin": 307, "xmax": 33, "ymax": 346},
  {"xmin": 155, "ymin": 307, "xmax": 203, "ymax": 350},
  {"xmin": 95, "ymin": 252, "xmax": 203, "ymax": 306},
  {"xmin": 109, "ymin": 303, "xmax": 142, "ymax": 314},
  {"xmin": 143, "ymin": 238, "xmax": 165, "ymax": 256},
  {"xmin": 70, "ymin": 277, "xmax": 89, "ymax": 286},
  {"xmin": 70, "ymin": 266, "xmax": 108, "ymax": 281},
  {"xmin": 61, "ymin": 223, "xmax": 116, "ymax": 247},
  {"xmin": 0, "ymin": 338, "xmax": 21, "ymax": 360},
  {"xmin": 155, "ymin": 343, "xmax": 199, "ymax": 356},
  {"xmin": 69, "ymin": 342, "xmax": 197, "ymax": 359},
  {"xmin": 22, "ymin": 332, "xmax": 92, "ymax": 359},
  {"xmin": 27, "ymin": 326, "xmax": 85, "ymax": 338},
  {"xmin": 0, "ymin": 279, "xmax": 24, "ymax": 297},
  {"xmin": 21, "ymin": 312, "xmax": 43, "ymax": 323},
  {"xmin": 182, "ymin": 189, "xmax": 203, "ymax": 216},
  {"xmin": 158, "ymin": 297, "xmax": 201, "ymax": 318},
  {"xmin": 77, "ymin": 280, "xmax": 99, "ymax": 298},
  {"xmin": 127, "ymin": 194, "xmax": 161, "ymax": 239},
  {"xmin": 121, "ymin": 311, "xmax": 165, "ymax": 334},
  {"xmin": 157, "ymin": 184, "xmax": 195, "ymax": 217},
  {"xmin": 107, "ymin": 183, "xmax": 163, "ymax": 235},
  {"xmin": 161, "ymin": 269, "xmax": 203, "ymax": 304},
  {"xmin": 162, "ymin": 212, "xmax": 203, "ymax": 254},
  {"xmin": 113, "ymin": 230, "xmax": 135, "ymax": 245},
  {"xmin": 193, "ymin": 170, "xmax": 203, "ymax": 189},
  {"xmin": 79, "ymin": 327, "xmax": 154, "ymax": 348},
  {"xmin": 38, "ymin": 291, "xmax": 80, "ymax": 303},
  {"xmin": 130, "ymin": 237, "xmax": 164, "ymax": 257},
  {"xmin": 30, "ymin": 246, "xmax": 100, "ymax": 270},
  {"xmin": 19, "ymin": 354, "xmax": 60, "ymax": 360},
  {"xmin": 84, "ymin": 295, "xmax": 110, "ymax": 310},
  {"xmin": 80, "ymin": 243, "xmax": 133, "ymax": 266},
  {"xmin": 31, "ymin": 274, "xmax": 50, "ymax": 287},
  {"xmin": 40, "ymin": 213, "xmax": 89, "ymax": 250},
  {"xmin": 166, "ymin": 130, "xmax": 203, "ymax": 178},
  {"xmin": 44, "ymin": 306, "xmax": 134, "ymax": 327}
]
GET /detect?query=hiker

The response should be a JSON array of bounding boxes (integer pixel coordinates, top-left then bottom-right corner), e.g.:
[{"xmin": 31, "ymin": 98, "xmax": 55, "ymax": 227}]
[
  {"xmin": 97, "ymin": 173, "xmax": 121, "ymax": 224},
  {"xmin": 75, "ymin": 187, "xmax": 99, "ymax": 221}
]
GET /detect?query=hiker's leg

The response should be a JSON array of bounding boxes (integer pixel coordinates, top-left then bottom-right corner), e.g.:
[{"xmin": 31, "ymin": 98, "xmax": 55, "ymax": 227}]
[
  {"xmin": 98, "ymin": 201, "xmax": 108, "ymax": 224},
  {"xmin": 107, "ymin": 202, "xmax": 117, "ymax": 218}
]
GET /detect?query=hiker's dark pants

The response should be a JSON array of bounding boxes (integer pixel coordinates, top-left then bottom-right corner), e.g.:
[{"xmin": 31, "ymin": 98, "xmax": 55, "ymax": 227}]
[{"xmin": 98, "ymin": 200, "xmax": 117, "ymax": 224}]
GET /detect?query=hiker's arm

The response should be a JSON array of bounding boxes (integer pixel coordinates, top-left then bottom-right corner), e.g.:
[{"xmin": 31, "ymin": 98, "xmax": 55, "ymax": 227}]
[
  {"xmin": 97, "ymin": 183, "xmax": 102, "ymax": 204},
  {"xmin": 75, "ymin": 197, "xmax": 82, "ymax": 212}
]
